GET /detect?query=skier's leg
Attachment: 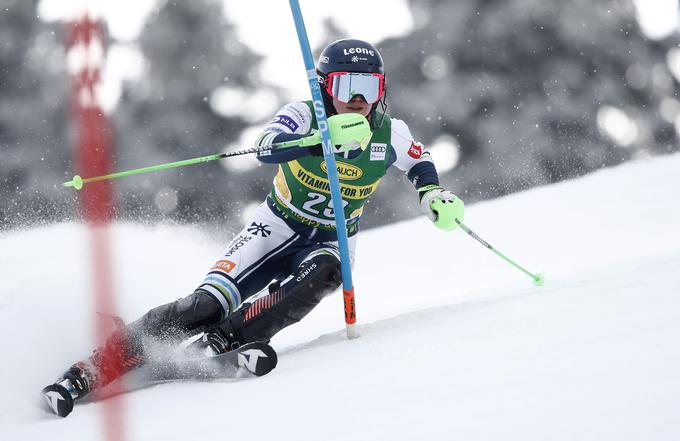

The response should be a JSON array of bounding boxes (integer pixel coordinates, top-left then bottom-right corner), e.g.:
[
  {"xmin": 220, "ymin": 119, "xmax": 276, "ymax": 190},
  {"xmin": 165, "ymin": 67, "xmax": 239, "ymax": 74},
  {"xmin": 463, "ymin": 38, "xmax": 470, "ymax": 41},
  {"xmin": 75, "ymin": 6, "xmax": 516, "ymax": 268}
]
[
  {"xmin": 49, "ymin": 203, "xmax": 299, "ymax": 401},
  {"xmin": 205, "ymin": 238, "xmax": 356, "ymax": 350}
]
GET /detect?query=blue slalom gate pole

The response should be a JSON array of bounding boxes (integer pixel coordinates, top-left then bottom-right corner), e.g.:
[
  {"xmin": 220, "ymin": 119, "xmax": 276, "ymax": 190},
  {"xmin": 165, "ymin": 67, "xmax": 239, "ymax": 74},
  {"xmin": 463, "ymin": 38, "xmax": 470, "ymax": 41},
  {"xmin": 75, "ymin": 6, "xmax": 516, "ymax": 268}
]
[{"xmin": 288, "ymin": 0, "xmax": 358, "ymax": 339}]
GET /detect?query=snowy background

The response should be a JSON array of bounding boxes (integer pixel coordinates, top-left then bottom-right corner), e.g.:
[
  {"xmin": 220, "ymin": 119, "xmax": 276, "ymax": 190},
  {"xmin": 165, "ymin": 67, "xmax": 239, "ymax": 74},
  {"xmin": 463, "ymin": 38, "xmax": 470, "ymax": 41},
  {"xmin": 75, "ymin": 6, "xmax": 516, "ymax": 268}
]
[
  {"xmin": 1, "ymin": 152, "xmax": 679, "ymax": 440},
  {"xmin": 2, "ymin": 1, "xmax": 680, "ymax": 439},
  {"xmin": 3, "ymin": 0, "xmax": 680, "ymax": 230}
]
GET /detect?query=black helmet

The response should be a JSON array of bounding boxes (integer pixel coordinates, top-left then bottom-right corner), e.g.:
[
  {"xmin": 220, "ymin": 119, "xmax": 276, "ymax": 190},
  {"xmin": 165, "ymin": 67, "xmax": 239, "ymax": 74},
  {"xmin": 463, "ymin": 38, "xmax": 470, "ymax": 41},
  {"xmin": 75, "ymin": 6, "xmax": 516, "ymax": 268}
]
[
  {"xmin": 316, "ymin": 38, "xmax": 387, "ymax": 124},
  {"xmin": 317, "ymin": 38, "xmax": 384, "ymax": 76}
]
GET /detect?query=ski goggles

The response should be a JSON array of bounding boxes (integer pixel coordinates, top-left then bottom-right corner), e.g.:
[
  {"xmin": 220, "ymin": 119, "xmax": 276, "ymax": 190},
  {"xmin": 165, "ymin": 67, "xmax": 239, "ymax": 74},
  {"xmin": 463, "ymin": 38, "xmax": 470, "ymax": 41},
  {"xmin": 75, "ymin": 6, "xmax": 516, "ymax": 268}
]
[{"xmin": 325, "ymin": 72, "xmax": 385, "ymax": 104}]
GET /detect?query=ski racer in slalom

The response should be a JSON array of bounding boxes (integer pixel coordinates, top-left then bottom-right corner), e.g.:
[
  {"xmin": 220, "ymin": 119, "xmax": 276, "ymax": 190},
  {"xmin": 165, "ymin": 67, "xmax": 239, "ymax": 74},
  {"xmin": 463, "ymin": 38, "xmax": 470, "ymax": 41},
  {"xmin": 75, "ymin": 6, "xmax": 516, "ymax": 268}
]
[{"xmin": 41, "ymin": 38, "xmax": 465, "ymax": 416}]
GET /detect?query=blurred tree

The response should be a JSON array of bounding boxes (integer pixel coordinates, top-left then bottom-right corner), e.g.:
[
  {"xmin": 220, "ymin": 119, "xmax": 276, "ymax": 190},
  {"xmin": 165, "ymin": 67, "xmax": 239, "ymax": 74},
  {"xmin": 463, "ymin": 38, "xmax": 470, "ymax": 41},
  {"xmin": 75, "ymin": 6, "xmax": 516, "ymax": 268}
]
[
  {"xmin": 112, "ymin": 0, "xmax": 272, "ymax": 229},
  {"xmin": 369, "ymin": 0, "xmax": 680, "ymax": 225},
  {"xmin": 3, "ymin": 0, "xmax": 677, "ymax": 234},
  {"xmin": 0, "ymin": 0, "xmax": 71, "ymax": 229}
]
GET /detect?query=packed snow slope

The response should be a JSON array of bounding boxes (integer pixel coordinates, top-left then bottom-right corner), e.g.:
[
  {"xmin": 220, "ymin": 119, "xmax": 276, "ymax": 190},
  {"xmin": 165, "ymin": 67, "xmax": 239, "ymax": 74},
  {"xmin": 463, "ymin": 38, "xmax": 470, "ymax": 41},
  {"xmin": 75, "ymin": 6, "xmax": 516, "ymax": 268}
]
[{"xmin": 1, "ymin": 154, "xmax": 679, "ymax": 441}]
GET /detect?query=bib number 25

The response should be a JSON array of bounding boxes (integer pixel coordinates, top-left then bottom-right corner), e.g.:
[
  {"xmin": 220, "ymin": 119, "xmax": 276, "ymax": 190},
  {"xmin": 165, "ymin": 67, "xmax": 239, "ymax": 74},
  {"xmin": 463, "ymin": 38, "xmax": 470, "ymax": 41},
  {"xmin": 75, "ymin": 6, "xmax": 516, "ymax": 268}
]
[{"xmin": 301, "ymin": 192, "xmax": 348, "ymax": 218}]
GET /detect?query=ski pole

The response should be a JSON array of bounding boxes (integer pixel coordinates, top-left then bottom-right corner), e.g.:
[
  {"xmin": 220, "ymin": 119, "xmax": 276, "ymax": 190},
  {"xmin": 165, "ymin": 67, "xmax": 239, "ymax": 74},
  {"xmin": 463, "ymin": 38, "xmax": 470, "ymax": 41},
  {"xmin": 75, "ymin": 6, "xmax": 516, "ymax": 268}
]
[
  {"xmin": 62, "ymin": 140, "xmax": 300, "ymax": 191},
  {"xmin": 456, "ymin": 219, "xmax": 545, "ymax": 286},
  {"xmin": 62, "ymin": 113, "xmax": 372, "ymax": 191}
]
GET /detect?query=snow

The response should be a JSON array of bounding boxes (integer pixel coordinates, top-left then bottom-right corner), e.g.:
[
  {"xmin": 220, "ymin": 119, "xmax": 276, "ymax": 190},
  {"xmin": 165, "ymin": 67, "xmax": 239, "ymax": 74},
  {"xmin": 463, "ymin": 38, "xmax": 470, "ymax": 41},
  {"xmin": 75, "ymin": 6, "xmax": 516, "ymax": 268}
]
[{"xmin": 1, "ymin": 154, "xmax": 680, "ymax": 440}]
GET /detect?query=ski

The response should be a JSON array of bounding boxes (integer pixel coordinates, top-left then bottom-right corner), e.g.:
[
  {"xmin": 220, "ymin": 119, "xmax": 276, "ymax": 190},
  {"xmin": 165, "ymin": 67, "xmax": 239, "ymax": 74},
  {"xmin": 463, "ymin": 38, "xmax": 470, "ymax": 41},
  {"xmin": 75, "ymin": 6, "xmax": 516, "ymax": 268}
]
[
  {"xmin": 41, "ymin": 341, "xmax": 277, "ymax": 417},
  {"xmin": 41, "ymin": 383, "xmax": 75, "ymax": 418},
  {"xmin": 129, "ymin": 340, "xmax": 278, "ymax": 383}
]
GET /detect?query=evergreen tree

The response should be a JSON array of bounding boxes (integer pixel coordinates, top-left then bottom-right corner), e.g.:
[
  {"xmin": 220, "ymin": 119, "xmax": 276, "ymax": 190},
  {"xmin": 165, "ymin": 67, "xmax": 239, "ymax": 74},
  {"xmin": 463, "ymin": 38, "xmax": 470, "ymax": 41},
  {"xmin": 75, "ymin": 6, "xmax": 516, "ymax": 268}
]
[
  {"xmin": 113, "ymin": 0, "xmax": 270, "ymax": 226},
  {"xmin": 373, "ymin": 0, "xmax": 679, "ymax": 220},
  {"xmin": 0, "ymin": 0, "xmax": 70, "ymax": 229}
]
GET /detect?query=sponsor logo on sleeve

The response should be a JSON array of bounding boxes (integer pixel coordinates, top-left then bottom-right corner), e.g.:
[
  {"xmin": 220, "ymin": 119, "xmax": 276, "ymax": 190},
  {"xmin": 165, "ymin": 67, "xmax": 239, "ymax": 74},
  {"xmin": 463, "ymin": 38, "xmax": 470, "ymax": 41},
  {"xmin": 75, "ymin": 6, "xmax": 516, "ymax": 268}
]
[
  {"xmin": 247, "ymin": 222, "xmax": 272, "ymax": 237},
  {"xmin": 408, "ymin": 141, "xmax": 423, "ymax": 159},
  {"xmin": 289, "ymin": 105, "xmax": 309, "ymax": 125},
  {"xmin": 370, "ymin": 143, "xmax": 387, "ymax": 161},
  {"xmin": 212, "ymin": 259, "xmax": 236, "ymax": 273},
  {"xmin": 224, "ymin": 235, "xmax": 252, "ymax": 257},
  {"xmin": 271, "ymin": 115, "xmax": 299, "ymax": 132}
]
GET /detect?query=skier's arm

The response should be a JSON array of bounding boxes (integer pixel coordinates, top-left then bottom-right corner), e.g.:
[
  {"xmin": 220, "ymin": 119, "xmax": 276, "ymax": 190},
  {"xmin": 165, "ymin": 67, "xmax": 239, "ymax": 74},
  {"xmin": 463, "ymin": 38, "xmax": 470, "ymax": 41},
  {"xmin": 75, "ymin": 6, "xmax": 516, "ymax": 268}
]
[
  {"xmin": 388, "ymin": 118, "xmax": 440, "ymax": 188},
  {"xmin": 254, "ymin": 102, "xmax": 322, "ymax": 164},
  {"xmin": 255, "ymin": 133, "xmax": 322, "ymax": 164},
  {"xmin": 255, "ymin": 105, "xmax": 371, "ymax": 163},
  {"xmin": 388, "ymin": 118, "xmax": 464, "ymax": 230}
]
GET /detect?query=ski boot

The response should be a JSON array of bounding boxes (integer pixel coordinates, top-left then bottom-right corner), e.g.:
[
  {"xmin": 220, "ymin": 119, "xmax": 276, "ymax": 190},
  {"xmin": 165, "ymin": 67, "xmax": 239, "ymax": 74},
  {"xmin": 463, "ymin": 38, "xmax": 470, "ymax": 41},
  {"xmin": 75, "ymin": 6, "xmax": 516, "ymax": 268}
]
[
  {"xmin": 41, "ymin": 327, "xmax": 145, "ymax": 417},
  {"xmin": 184, "ymin": 324, "xmax": 242, "ymax": 356}
]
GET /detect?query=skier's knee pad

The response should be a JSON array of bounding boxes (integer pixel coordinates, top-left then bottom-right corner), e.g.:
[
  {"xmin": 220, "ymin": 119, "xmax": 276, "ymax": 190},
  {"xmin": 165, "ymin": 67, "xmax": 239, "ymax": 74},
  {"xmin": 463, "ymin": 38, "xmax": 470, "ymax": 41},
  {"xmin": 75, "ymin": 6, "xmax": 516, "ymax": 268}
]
[
  {"xmin": 131, "ymin": 290, "xmax": 224, "ymax": 339},
  {"xmin": 295, "ymin": 250, "xmax": 342, "ymax": 301}
]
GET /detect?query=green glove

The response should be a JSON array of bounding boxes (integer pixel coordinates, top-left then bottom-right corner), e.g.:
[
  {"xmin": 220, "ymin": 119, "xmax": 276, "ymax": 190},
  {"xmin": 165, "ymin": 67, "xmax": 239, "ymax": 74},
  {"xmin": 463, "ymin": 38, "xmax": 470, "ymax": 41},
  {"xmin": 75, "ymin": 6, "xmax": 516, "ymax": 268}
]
[
  {"xmin": 299, "ymin": 113, "xmax": 372, "ymax": 153},
  {"xmin": 418, "ymin": 185, "xmax": 465, "ymax": 231}
]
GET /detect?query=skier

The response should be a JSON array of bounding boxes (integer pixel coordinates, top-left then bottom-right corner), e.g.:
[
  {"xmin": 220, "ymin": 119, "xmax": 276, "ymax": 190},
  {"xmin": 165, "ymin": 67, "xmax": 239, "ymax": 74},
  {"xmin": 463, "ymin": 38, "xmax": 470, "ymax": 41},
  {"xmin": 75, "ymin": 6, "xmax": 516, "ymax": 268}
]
[{"xmin": 41, "ymin": 38, "xmax": 465, "ymax": 416}]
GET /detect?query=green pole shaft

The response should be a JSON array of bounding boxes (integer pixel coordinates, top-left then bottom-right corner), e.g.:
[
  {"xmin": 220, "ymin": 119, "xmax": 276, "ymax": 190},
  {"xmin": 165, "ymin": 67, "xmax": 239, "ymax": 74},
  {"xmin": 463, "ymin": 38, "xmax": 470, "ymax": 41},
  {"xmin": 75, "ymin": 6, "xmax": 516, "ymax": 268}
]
[
  {"xmin": 62, "ymin": 140, "xmax": 302, "ymax": 190},
  {"xmin": 63, "ymin": 153, "xmax": 224, "ymax": 188},
  {"xmin": 456, "ymin": 219, "xmax": 544, "ymax": 286}
]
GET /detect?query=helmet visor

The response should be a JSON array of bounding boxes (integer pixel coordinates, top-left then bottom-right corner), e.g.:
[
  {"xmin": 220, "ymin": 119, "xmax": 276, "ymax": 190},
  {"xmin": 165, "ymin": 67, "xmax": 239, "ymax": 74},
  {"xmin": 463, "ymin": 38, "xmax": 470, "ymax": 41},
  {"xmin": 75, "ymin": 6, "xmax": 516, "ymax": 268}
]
[{"xmin": 326, "ymin": 72, "xmax": 385, "ymax": 104}]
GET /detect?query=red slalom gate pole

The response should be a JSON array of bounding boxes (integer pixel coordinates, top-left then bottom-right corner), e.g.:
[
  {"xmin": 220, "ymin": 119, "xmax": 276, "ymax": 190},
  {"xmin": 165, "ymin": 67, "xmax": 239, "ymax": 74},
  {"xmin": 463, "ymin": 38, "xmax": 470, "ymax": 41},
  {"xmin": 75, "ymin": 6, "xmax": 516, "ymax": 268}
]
[{"xmin": 67, "ymin": 14, "xmax": 126, "ymax": 441}]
